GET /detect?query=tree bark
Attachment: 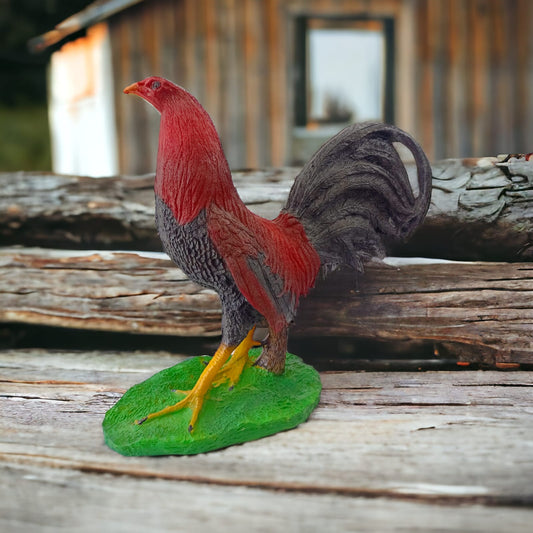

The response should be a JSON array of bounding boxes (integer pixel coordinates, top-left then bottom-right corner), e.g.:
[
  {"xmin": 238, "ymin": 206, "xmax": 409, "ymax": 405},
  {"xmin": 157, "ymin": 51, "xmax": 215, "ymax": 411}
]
[
  {"xmin": 400, "ymin": 156, "xmax": 533, "ymax": 261},
  {"xmin": 2, "ymin": 156, "xmax": 532, "ymax": 261},
  {"xmin": 1, "ymin": 248, "xmax": 531, "ymax": 363},
  {"xmin": 0, "ymin": 169, "xmax": 293, "ymax": 251}
]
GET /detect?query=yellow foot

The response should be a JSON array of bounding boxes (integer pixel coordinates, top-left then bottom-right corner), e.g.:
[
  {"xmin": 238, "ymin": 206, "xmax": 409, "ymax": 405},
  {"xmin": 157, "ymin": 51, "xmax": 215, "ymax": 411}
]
[
  {"xmin": 214, "ymin": 327, "xmax": 261, "ymax": 389},
  {"xmin": 135, "ymin": 343, "xmax": 234, "ymax": 432},
  {"xmin": 134, "ymin": 327, "xmax": 259, "ymax": 433}
]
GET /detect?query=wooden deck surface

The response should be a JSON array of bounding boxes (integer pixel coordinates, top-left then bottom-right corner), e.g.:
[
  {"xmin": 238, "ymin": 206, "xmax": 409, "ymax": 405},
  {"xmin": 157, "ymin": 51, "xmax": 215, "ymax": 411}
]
[
  {"xmin": 2, "ymin": 165, "xmax": 532, "ymax": 531},
  {"xmin": 2, "ymin": 348, "xmax": 533, "ymax": 532}
]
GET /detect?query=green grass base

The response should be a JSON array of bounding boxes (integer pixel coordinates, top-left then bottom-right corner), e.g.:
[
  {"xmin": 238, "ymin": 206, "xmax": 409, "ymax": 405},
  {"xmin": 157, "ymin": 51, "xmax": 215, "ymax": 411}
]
[{"xmin": 102, "ymin": 349, "xmax": 322, "ymax": 456}]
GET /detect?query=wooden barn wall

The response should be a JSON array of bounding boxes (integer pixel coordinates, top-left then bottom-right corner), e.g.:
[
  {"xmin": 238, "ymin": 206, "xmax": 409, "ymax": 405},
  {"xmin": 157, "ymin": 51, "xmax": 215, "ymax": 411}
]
[
  {"xmin": 413, "ymin": 0, "xmax": 533, "ymax": 160},
  {"xmin": 111, "ymin": 0, "xmax": 284, "ymax": 174},
  {"xmin": 110, "ymin": 0, "xmax": 533, "ymax": 174}
]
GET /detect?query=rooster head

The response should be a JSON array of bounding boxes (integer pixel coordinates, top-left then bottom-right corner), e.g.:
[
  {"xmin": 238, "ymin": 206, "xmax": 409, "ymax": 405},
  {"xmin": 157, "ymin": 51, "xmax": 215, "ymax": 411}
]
[{"xmin": 124, "ymin": 76, "xmax": 182, "ymax": 113}]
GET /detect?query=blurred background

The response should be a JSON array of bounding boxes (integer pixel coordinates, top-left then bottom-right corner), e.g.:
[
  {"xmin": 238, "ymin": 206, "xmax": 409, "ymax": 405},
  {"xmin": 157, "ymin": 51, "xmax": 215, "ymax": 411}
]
[
  {"xmin": 0, "ymin": 0, "xmax": 93, "ymax": 171},
  {"xmin": 1, "ymin": 0, "xmax": 532, "ymax": 175}
]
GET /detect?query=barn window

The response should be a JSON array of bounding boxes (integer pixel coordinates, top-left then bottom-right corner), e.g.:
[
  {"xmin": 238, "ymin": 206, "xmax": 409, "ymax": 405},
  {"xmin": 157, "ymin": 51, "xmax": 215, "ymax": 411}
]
[{"xmin": 292, "ymin": 16, "xmax": 395, "ymax": 163}]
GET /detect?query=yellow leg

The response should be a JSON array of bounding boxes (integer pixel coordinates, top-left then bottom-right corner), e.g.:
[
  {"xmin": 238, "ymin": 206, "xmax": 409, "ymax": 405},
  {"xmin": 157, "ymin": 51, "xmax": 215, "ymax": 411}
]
[
  {"xmin": 135, "ymin": 343, "xmax": 235, "ymax": 432},
  {"xmin": 214, "ymin": 327, "xmax": 261, "ymax": 388}
]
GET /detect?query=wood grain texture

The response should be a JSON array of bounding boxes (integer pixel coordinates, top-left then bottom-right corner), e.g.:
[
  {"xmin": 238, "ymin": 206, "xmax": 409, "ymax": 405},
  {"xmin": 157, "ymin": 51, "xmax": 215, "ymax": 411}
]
[
  {"xmin": 105, "ymin": 0, "xmax": 533, "ymax": 170},
  {"xmin": 1, "ymin": 157, "xmax": 533, "ymax": 260},
  {"xmin": 1, "ymin": 349, "xmax": 532, "ymax": 531},
  {"xmin": 0, "ymin": 169, "xmax": 294, "ymax": 251},
  {"xmin": 402, "ymin": 157, "xmax": 533, "ymax": 261},
  {"xmin": 1, "ymin": 249, "xmax": 532, "ymax": 363},
  {"xmin": 0, "ymin": 248, "xmax": 222, "ymax": 337}
]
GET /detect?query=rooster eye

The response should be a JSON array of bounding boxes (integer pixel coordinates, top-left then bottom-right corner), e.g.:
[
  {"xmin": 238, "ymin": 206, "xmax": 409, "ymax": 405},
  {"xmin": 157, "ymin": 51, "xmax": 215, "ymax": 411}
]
[{"xmin": 151, "ymin": 80, "xmax": 161, "ymax": 90}]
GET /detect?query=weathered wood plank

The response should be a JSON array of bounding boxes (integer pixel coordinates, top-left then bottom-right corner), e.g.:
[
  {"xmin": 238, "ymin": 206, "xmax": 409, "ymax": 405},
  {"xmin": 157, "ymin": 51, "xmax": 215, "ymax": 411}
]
[
  {"xmin": 0, "ymin": 248, "xmax": 222, "ymax": 337},
  {"xmin": 1, "ymin": 348, "xmax": 532, "ymax": 531},
  {"xmin": 1, "ymin": 249, "xmax": 532, "ymax": 363},
  {"xmin": 1, "ymin": 157, "xmax": 532, "ymax": 260},
  {"xmin": 3, "ymin": 463, "xmax": 532, "ymax": 533}
]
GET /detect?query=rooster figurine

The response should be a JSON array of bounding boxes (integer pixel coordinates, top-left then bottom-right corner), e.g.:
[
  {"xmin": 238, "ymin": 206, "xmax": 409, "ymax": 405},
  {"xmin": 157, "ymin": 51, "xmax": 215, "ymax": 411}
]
[{"xmin": 124, "ymin": 77, "xmax": 432, "ymax": 432}]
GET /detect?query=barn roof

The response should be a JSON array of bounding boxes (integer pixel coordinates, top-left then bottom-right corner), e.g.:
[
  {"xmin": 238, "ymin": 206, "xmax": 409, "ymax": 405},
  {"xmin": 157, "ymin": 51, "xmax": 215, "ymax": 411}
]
[{"xmin": 29, "ymin": 0, "xmax": 145, "ymax": 52}]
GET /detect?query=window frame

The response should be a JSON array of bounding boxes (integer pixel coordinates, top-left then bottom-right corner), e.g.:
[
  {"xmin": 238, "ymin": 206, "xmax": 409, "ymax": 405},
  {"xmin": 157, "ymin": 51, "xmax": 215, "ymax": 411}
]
[{"xmin": 293, "ymin": 15, "xmax": 396, "ymax": 128}]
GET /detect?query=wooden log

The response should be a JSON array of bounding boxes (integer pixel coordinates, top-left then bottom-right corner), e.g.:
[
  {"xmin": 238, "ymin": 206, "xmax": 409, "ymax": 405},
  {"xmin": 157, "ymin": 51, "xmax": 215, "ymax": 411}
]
[
  {"xmin": 0, "ymin": 169, "xmax": 293, "ymax": 251},
  {"xmin": 1, "ymin": 156, "xmax": 532, "ymax": 260},
  {"xmin": 1, "ymin": 248, "xmax": 531, "ymax": 363},
  {"xmin": 0, "ymin": 248, "xmax": 222, "ymax": 337},
  {"xmin": 400, "ymin": 156, "xmax": 533, "ymax": 261},
  {"xmin": 1, "ymin": 348, "xmax": 533, "ymax": 531}
]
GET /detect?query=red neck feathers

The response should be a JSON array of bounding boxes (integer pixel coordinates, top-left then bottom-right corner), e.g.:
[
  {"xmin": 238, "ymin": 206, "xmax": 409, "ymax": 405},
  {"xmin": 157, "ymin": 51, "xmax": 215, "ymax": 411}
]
[{"xmin": 153, "ymin": 84, "xmax": 241, "ymax": 225}]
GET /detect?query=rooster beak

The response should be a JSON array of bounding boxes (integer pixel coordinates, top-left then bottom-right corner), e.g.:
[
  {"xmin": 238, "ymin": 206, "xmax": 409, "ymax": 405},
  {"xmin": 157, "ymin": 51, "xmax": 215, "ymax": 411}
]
[{"xmin": 123, "ymin": 82, "xmax": 140, "ymax": 95}]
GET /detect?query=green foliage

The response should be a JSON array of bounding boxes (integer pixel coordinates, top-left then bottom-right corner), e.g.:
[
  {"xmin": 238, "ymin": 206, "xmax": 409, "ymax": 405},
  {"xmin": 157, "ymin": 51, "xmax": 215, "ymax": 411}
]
[{"xmin": 0, "ymin": 105, "xmax": 51, "ymax": 171}]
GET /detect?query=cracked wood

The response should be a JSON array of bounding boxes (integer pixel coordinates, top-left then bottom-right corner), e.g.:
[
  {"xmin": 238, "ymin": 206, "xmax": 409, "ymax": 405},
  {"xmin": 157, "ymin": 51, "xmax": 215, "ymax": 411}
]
[
  {"xmin": 1, "ymin": 249, "xmax": 532, "ymax": 363},
  {"xmin": 1, "ymin": 349, "xmax": 532, "ymax": 531},
  {"xmin": 2, "ymin": 156, "xmax": 533, "ymax": 261}
]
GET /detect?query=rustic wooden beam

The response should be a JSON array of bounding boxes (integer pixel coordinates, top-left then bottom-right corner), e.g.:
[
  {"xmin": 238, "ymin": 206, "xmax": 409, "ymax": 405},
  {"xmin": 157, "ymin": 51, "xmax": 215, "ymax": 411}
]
[
  {"xmin": 1, "ymin": 347, "xmax": 532, "ymax": 531},
  {"xmin": 1, "ymin": 248, "xmax": 531, "ymax": 363},
  {"xmin": 1, "ymin": 156, "xmax": 532, "ymax": 260}
]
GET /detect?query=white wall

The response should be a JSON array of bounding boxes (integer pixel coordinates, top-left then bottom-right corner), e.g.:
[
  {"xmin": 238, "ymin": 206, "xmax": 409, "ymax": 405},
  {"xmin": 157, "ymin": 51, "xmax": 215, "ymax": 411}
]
[{"xmin": 48, "ymin": 23, "xmax": 118, "ymax": 177}]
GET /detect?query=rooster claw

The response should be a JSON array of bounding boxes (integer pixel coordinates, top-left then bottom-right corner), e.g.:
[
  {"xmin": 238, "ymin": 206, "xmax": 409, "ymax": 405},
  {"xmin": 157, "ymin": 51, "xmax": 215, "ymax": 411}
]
[
  {"xmin": 133, "ymin": 329, "xmax": 259, "ymax": 431},
  {"xmin": 213, "ymin": 327, "xmax": 259, "ymax": 388}
]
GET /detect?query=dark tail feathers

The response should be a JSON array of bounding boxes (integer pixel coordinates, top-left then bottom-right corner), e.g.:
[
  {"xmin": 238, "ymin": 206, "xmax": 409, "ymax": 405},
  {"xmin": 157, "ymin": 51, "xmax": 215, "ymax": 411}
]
[{"xmin": 284, "ymin": 122, "xmax": 432, "ymax": 273}]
